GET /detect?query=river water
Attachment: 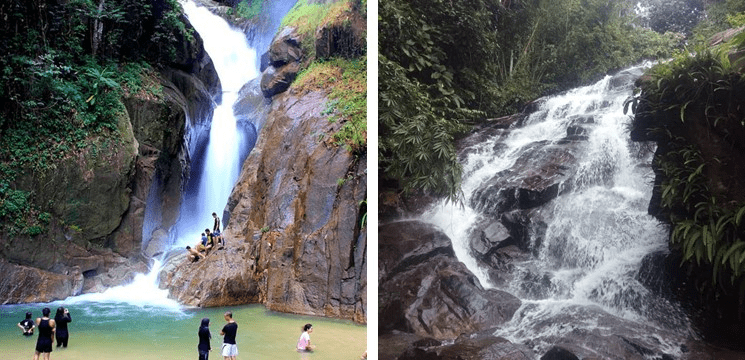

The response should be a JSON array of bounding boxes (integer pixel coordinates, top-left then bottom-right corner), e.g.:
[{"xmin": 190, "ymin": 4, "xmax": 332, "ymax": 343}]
[
  {"xmin": 0, "ymin": 303, "xmax": 366, "ymax": 359},
  {"xmin": 424, "ymin": 64, "xmax": 690, "ymax": 357}
]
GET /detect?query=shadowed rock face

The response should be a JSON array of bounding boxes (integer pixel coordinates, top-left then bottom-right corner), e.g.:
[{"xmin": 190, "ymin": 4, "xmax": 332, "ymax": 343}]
[
  {"xmin": 161, "ymin": 88, "xmax": 366, "ymax": 323},
  {"xmin": 0, "ymin": 23, "xmax": 217, "ymax": 303},
  {"xmin": 379, "ymin": 220, "xmax": 521, "ymax": 340}
]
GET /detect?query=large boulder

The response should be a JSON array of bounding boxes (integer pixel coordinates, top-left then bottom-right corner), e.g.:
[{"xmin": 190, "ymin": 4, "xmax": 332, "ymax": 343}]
[
  {"xmin": 260, "ymin": 27, "xmax": 303, "ymax": 98},
  {"xmin": 268, "ymin": 27, "xmax": 303, "ymax": 66},
  {"xmin": 379, "ymin": 220, "xmax": 521, "ymax": 340},
  {"xmin": 470, "ymin": 141, "xmax": 579, "ymax": 216},
  {"xmin": 0, "ymin": 259, "xmax": 84, "ymax": 304},
  {"xmin": 260, "ymin": 62, "xmax": 301, "ymax": 98}
]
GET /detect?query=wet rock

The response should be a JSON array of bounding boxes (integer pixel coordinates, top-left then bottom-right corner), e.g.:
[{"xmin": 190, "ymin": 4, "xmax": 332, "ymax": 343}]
[
  {"xmin": 269, "ymin": 27, "xmax": 303, "ymax": 66},
  {"xmin": 541, "ymin": 346, "xmax": 579, "ymax": 360},
  {"xmin": 379, "ymin": 220, "xmax": 521, "ymax": 340},
  {"xmin": 509, "ymin": 304, "xmax": 686, "ymax": 359},
  {"xmin": 315, "ymin": 7, "xmax": 366, "ymax": 60},
  {"xmin": 0, "ymin": 259, "xmax": 83, "ymax": 304},
  {"xmin": 395, "ymin": 329, "xmax": 533, "ymax": 360},
  {"xmin": 260, "ymin": 62, "xmax": 300, "ymax": 98},
  {"xmin": 470, "ymin": 141, "xmax": 579, "ymax": 216},
  {"xmin": 259, "ymin": 27, "xmax": 303, "ymax": 98},
  {"xmin": 608, "ymin": 67, "xmax": 645, "ymax": 91},
  {"xmin": 470, "ymin": 220, "xmax": 513, "ymax": 259}
]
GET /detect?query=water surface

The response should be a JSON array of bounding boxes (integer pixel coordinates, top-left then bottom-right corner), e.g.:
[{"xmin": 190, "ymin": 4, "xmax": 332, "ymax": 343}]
[{"xmin": 1, "ymin": 303, "xmax": 366, "ymax": 359}]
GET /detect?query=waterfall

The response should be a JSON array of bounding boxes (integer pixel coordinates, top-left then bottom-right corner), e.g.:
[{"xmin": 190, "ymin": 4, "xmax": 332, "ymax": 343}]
[
  {"xmin": 424, "ymin": 63, "xmax": 688, "ymax": 355},
  {"xmin": 172, "ymin": 0, "xmax": 259, "ymax": 246},
  {"xmin": 64, "ymin": 0, "xmax": 273, "ymax": 307}
]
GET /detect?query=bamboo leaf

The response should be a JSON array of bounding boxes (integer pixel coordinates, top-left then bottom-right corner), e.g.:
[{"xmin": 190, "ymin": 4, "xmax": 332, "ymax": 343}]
[{"xmin": 736, "ymin": 206, "xmax": 745, "ymax": 226}]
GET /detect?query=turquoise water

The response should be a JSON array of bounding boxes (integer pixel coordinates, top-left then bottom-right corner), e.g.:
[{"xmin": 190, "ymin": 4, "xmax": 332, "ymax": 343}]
[{"xmin": 0, "ymin": 302, "xmax": 366, "ymax": 360}]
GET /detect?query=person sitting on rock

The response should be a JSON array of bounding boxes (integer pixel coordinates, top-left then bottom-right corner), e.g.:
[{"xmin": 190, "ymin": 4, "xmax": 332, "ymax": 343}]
[
  {"xmin": 205, "ymin": 229, "xmax": 215, "ymax": 249},
  {"xmin": 201, "ymin": 233, "xmax": 208, "ymax": 247},
  {"xmin": 186, "ymin": 245, "xmax": 204, "ymax": 262}
]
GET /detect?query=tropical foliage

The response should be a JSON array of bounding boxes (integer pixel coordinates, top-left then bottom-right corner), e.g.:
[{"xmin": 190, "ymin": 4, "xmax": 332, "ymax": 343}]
[
  {"xmin": 0, "ymin": 0, "xmax": 191, "ymax": 236},
  {"xmin": 379, "ymin": 0, "xmax": 680, "ymax": 200},
  {"xmin": 631, "ymin": 29, "xmax": 745, "ymax": 288},
  {"xmin": 282, "ymin": 0, "xmax": 367, "ymax": 155}
]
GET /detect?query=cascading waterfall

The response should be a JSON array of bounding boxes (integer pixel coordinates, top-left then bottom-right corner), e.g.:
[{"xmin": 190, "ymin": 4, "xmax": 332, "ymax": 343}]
[
  {"xmin": 424, "ymin": 63, "xmax": 689, "ymax": 355},
  {"xmin": 173, "ymin": 0, "xmax": 259, "ymax": 245},
  {"xmin": 65, "ymin": 0, "xmax": 268, "ymax": 307}
]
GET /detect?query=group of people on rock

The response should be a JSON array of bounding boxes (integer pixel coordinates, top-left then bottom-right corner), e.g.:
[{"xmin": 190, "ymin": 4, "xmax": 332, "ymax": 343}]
[
  {"xmin": 18, "ymin": 307, "xmax": 72, "ymax": 360},
  {"xmin": 196, "ymin": 312, "xmax": 320, "ymax": 360},
  {"xmin": 187, "ymin": 212, "xmax": 225, "ymax": 262}
]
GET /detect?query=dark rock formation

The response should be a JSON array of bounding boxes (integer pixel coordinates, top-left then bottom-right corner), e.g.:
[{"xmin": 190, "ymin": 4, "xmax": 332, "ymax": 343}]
[
  {"xmin": 396, "ymin": 334, "xmax": 534, "ymax": 360},
  {"xmin": 315, "ymin": 5, "xmax": 366, "ymax": 60},
  {"xmin": 540, "ymin": 346, "xmax": 580, "ymax": 360},
  {"xmin": 260, "ymin": 61, "xmax": 301, "ymax": 98},
  {"xmin": 379, "ymin": 220, "xmax": 520, "ymax": 340},
  {"xmin": 261, "ymin": 27, "xmax": 303, "ymax": 98},
  {"xmin": 161, "ymin": 88, "xmax": 366, "ymax": 323},
  {"xmin": 470, "ymin": 140, "xmax": 579, "ymax": 216}
]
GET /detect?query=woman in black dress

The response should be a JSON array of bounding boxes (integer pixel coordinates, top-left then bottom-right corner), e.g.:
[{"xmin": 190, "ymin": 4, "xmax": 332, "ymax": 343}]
[
  {"xmin": 32, "ymin": 307, "xmax": 56, "ymax": 360},
  {"xmin": 198, "ymin": 317, "xmax": 211, "ymax": 360},
  {"xmin": 54, "ymin": 307, "xmax": 72, "ymax": 348}
]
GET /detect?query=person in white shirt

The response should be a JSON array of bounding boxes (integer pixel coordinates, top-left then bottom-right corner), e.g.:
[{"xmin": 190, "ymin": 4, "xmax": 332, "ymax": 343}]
[{"xmin": 296, "ymin": 324, "xmax": 315, "ymax": 352}]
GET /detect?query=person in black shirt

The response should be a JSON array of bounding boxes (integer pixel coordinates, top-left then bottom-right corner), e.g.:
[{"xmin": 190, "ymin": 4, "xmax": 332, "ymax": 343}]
[
  {"xmin": 198, "ymin": 317, "xmax": 211, "ymax": 360},
  {"xmin": 220, "ymin": 311, "xmax": 238, "ymax": 360},
  {"xmin": 54, "ymin": 307, "xmax": 72, "ymax": 348},
  {"xmin": 18, "ymin": 312, "xmax": 35, "ymax": 336},
  {"xmin": 33, "ymin": 307, "xmax": 55, "ymax": 360},
  {"xmin": 212, "ymin": 212, "xmax": 221, "ymax": 233}
]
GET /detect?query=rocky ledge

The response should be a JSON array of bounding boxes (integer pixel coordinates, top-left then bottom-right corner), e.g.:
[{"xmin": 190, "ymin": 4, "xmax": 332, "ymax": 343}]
[{"xmin": 160, "ymin": 85, "xmax": 367, "ymax": 323}]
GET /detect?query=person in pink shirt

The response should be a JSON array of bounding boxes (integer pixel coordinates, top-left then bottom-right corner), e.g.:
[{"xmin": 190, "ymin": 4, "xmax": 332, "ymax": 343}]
[{"xmin": 296, "ymin": 324, "xmax": 315, "ymax": 352}]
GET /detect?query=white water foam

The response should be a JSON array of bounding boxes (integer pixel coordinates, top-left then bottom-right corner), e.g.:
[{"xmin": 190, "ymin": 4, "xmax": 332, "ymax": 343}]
[
  {"xmin": 424, "ymin": 64, "xmax": 687, "ymax": 354},
  {"xmin": 174, "ymin": 0, "xmax": 260, "ymax": 246},
  {"xmin": 62, "ymin": 260, "xmax": 181, "ymax": 311}
]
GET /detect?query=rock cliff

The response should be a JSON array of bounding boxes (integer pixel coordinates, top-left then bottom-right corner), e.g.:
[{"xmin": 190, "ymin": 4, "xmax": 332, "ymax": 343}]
[
  {"xmin": 160, "ymin": 0, "xmax": 367, "ymax": 324},
  {"xmin": 161, "ymin": 86, "xmax": 367, "ymax": 323},
  {"xmin": 0, "ymin": 19, "xmax": 219, "ymax": 302}
]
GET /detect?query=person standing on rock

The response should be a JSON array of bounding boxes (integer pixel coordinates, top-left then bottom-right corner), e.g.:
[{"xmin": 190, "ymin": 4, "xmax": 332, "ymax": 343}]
[
  {"xmin": 53, "ymin": 307, "xmax": 71, "ymax": 348},
  {"xmin": 212, "ymin": 212, "xmax": 221, "ymax": 233},
  {"xmin": 198, "ymin": 317, "xmax": 211, "ymax": 360},
  {"xmin": 220, "ymin": 311, "xmax": 238, "ymax": 360},
  {"xmin": 18, "ymin": 311, "xmax": 35, "ymax": 336},
  {"xmin": 32, "ymin": 307, "xmax": 55, "ymax": 360}
]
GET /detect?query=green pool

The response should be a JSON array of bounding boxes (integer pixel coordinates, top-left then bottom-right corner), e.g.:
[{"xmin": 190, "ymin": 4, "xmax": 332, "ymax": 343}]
[{"xmin": 1, "ymin": 301, "xmax": 366, "ymax": 360}]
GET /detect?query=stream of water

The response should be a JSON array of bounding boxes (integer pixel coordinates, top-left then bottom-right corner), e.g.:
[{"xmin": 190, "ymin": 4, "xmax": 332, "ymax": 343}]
[
  {"xmin": 424, "ymin": 64, "xmax": 690, "ymax": 356},
  {"xmin": 171, "ymin": 0, "xmax": 260, "ymax": 247}
]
